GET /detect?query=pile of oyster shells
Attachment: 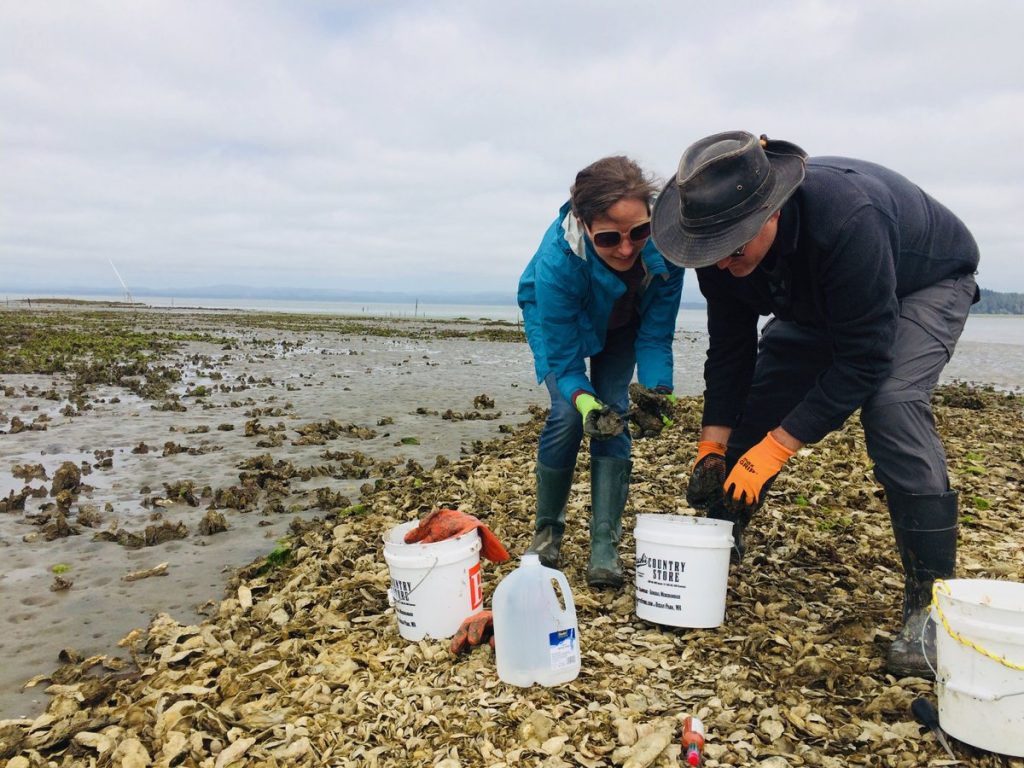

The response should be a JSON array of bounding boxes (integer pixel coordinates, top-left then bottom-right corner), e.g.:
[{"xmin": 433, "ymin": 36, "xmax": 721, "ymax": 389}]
[{"xmin": 2, "ymin": 384, "xmax": 1022, "ymax": 767}]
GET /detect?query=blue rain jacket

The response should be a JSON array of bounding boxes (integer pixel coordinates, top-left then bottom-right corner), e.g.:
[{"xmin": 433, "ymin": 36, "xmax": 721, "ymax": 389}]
[{"xmin": 517, "ymin": 201, "xmax": 684, "ymax": 404}]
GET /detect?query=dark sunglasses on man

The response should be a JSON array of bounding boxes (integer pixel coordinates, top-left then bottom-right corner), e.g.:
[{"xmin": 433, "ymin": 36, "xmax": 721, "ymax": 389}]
[{"xmin": 589, "ymin": 220, "xmax": 652, "ymax": 249}]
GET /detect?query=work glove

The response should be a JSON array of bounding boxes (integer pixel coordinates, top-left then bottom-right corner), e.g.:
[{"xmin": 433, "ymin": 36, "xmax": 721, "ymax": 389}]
[
  {"xmin": 628, "ymin": 384, "xmax": 677, "ymax": 437},
  {"xmin": 449, "ymin": 610, "xmax": 494, "ymax": 655},
  {"xmin": 575, "ymin": 392, "xmax": 625, "ymax": 441},
  {"xmin": 686, "ymin": 440, "xmax": 727, "ymax": 510},
  {"xmin": 655, "ymin": 386, "xmax": 678, "ymax": 404},
  {"xmin": 723, "ymin": 433, "xmax": 794, "ymax": 517},
  {"xmin": 403, "ymin": 508, "xmax": 511, "ymax": 563}
]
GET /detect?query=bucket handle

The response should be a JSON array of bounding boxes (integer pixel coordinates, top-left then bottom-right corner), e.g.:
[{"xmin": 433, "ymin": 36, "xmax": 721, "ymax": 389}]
[
  {"xmin": 923, "ymin": 606, "xmax": 1024, "ymax": 701},
  {"xmin": 927, "ymin": 580, "xmax": 1024, "ymax": 673},
  {"xmin": 940, "ymin": 676, "xmax": 1024, "ymax": 702},
  {"xmin": 399, "ymin": 555, "xmax": 440, "ymax": 600}
]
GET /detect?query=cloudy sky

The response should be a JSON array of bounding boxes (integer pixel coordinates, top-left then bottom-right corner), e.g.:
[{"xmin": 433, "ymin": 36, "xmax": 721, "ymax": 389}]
[{"xmin": 2, "ymin": 1, "xmax": 1022, "ymax": 302}]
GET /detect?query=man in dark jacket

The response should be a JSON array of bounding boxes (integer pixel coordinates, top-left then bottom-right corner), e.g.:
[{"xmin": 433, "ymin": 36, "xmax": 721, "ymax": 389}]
[{"xmin": 651, "ymin": 131, "xmax": 980, "ymax": 678}]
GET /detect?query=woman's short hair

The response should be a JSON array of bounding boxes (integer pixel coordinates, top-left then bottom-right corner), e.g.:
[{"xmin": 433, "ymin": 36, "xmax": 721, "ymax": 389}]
[{"xmin": 570, "ymin": 156, "xmax": 659, "ymax": 227}]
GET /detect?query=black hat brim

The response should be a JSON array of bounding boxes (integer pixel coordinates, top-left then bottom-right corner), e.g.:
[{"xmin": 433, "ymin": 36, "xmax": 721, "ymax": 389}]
[{"xmin": 651, "ymin": 151, "xmax": 806, "ymax": 269}]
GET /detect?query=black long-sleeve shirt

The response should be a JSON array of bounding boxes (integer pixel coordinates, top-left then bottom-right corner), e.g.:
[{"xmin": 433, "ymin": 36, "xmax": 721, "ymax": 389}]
[{"xmin": 698, "ymin": 156, "xmax": 980, "ymax": 444}]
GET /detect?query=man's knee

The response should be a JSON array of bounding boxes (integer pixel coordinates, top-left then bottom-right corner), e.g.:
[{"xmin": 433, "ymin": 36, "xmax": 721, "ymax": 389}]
[
  {"xmin": 861, "ymin": 395, "xmax": 949, "ymax": 494},
  {"xmin": 862, "ymin": 380, "xmax": 929, "ymax": 424},
  {"xmin": 861, "ymin": 388, "xmax": 929, "ymax": 447}
]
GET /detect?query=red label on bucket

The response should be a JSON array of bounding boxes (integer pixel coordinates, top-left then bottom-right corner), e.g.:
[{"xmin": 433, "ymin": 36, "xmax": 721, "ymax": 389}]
[{"xmin": 469, "ymin": 562, "xmax": 482, "ymax": 610}]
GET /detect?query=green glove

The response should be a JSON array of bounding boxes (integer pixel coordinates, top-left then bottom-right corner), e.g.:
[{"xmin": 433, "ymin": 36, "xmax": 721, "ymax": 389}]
[
  {"xmin": 654, "ymin": 388, "xmax": 676, "ymax": 425},
  {"xmin": 575, "ymin": 393, "xmax": 601, "ymax": 422},
  {"xmin": 627, "ymin": 384, "xmax": 676, "ymax": 436},
  {"xmin": 575, "ymin": 393, "xmax": 625, "ymax": 441}
]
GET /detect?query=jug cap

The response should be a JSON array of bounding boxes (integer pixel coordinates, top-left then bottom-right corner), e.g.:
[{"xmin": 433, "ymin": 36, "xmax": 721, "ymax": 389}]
[{"xmin": 521, "ymin": 553, "xmax": 541, "ymax": 566}]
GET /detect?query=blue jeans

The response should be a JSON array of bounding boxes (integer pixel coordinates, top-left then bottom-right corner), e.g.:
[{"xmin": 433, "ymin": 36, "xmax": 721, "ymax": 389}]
[{"xmin": 537, "ymin": 325, "xmax": 636, "ymax": 468}]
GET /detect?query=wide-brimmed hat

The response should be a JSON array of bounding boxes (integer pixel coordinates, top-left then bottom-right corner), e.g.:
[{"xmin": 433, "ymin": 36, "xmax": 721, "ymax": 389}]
[{"xmin": 652, "ymin": 131, "xmax": 807, "ymax": 268}]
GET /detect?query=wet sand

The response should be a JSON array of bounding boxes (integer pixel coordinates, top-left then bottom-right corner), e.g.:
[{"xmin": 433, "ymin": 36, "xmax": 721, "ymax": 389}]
[{"xmin": 0, "ymin": 307, "xmax": 552, "ymax": 719}]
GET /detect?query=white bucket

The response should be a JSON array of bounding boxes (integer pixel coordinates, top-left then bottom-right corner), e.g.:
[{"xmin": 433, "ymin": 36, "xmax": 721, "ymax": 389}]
[
  {"xmin": 383, "ymin": 520, "xmax": 483, "ymax": 641},
  {"xmin": 932, "ymin": 578, "xmax": 1024, "ymax": 756},
  {"xmin": 633, "ymin": 514, "xmax": 733, "ymax": 628}
]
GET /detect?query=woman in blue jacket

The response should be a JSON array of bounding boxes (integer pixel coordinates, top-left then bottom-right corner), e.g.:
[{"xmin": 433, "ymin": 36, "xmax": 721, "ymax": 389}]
[{"xmin": 517, "ymin": 155, "xmax": 684, "ymax": 588}]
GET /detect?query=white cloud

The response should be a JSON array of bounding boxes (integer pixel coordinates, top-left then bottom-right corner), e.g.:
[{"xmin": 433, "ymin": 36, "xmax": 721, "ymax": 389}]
[{"xmin": 1, "ymin": 0, "xmax": 1021, "ymax": 297}]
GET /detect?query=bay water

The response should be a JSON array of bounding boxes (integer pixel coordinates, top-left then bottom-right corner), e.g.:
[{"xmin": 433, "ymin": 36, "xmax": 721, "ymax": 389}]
[{"xmin": 5, "ymin": 292, "xmax": 1023, "ymax": 390}]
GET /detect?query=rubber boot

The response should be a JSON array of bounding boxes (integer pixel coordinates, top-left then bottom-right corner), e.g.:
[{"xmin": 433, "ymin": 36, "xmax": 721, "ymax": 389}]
[
  {"xmin": 885, "ymin": 489, "xmax": 958, "ymax": 679},
  {"xmin": 524, "ymin": 462, "xmax": 574, "ymax": 569},
  {"xmin": 587, "ymin": 456, "xmax": 631, "ymax": 589}
]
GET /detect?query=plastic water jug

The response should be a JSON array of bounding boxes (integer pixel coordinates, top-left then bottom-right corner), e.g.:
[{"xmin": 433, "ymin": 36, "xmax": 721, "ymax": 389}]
[{"xmin": 492, "ymin": 553, "xmax": 580, "ymax": 687}]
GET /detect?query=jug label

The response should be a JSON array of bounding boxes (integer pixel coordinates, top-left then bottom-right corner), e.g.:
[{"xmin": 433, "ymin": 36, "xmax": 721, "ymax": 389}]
[
  {"xmin": 468, "ymin": 562, "xmax": 483, "ymax": 610},
  {"xmin": 549, "ymin": 628, "xmax": 579, "ymax": 670}
]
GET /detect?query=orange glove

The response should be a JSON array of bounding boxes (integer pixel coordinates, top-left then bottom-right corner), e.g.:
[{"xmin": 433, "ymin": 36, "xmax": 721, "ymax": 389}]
[
  {"xmin": 723, "ymin": 433, "xmax": 794, "ymax": 514},
  {"xmin": 403, "ymin": 508, "xmax": 511, "ymax": 563},
  {"xmin": 695, "ymin": 440, "xmax": 726, "ymax": 463},
  {"xmin": 449, "ymin": 610, "xmax": 494, "ymax": 655},
  {"xmin": 687, "ymin": 440, "xmax": 727, "ymax": 510}
]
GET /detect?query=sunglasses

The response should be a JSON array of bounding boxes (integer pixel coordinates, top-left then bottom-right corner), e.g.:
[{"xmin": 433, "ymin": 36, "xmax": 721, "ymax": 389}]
[{"xmin": 589, "ymin": 220, "xmax": 652, "ymax": 249}]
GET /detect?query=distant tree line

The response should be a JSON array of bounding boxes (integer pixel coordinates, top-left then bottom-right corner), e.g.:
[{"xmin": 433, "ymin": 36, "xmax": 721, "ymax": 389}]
[{"xmin": 972, "ymin": 288, "xmax": 1024, "ymax": 315}]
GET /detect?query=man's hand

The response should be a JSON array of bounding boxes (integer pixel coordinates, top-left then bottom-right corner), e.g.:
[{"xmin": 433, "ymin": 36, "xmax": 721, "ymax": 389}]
[
  {"xmin": 628, "ymin": 384, "xmax": 676, "ymax": 437},
  {"xmin": 723, "ymin": 433, "xmax": 795, "ymax": 516},
  {"xmin": 687, "ymin": 440, "xmax": 727, "ymax": 509},
  {"xmin": 450, "ymin": 610, "xmax": 494, "ymax": 655},
  {"xmin": 403, "ymin": 508, "xmax": 510, "ymax": 562},
  {"xmin": 575, "ymin": 393, "xmax": 625, "ymax": 441}
]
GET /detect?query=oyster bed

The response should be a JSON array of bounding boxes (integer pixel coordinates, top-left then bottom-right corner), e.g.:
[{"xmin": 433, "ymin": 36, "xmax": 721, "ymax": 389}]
[
  {"xmin": 2, "ymin": 379, "xmax": 1022, "ymax": 767},
  {"xmin": 0, "ymin": 305, "xmax": 548, "ymax": 720}
]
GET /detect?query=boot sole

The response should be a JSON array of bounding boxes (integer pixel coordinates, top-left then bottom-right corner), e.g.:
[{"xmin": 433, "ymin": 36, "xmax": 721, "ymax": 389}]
[
  {"xmin": 885, "ymin": 661, "xmax": 936, "ymax": 680},
  {"xmin": 525, "ymin": 551, "xmax": 560, "ymax": 569},
  {"xmin": 587, "ymin": 571, "xmax": 624, "ymax": 589}
]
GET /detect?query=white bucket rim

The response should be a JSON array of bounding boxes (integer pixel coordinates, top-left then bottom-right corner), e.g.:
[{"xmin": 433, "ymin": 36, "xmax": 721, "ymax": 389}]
[
  {"xmin": 636, "ymin": 512, "xmax": 732, "ymax": 529},
  {"xmin": 931, "ymin": 578, "xmax": 1024, "ymax": 670},
  {"xmin": 936, "ymin": 578, "xmax": 1024, "ymax": 614},
  {"xmin": 937, "ymin": 616, "xmax": 1024, "ymax": 648},
  {"xmin": 383, "ymin": 520, "xmax": 482, "ymax": 569},
  {"xmin": 635, "ymin": 513, "xmax": 733, "ymax": 549}
]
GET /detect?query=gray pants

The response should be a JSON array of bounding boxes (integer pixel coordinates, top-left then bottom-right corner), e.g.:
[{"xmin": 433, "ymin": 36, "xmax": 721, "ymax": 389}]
[{"xmin": 726, "ymin": 273, "xmax": 977, "ymax": 495}]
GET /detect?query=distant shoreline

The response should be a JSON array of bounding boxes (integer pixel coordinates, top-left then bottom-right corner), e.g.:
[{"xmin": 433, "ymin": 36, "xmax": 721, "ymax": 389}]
[
  {"xmin": 5, "ymin": 288, "xmax": 1023, "ymax": 316},
  {"xmin": 0, "ymin": 294, "xmax": 706, "ymax": 321},
  {"xmin": 4, "ymin": 294, "xmax": 1021, "ymax": 319}
]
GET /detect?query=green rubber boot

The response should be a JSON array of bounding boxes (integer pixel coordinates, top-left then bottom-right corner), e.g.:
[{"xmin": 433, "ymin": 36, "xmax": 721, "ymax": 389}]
[
  {"xmin": 587, "ymin": 456, "xmax": 631, "ymax": 589},
  {"xmin": 524, "ymin": 462, "xmax": 574, "ymax": 569},
  {"xmin": 885, "ymin": 489, "xmax": 958, "ymax": 679}
]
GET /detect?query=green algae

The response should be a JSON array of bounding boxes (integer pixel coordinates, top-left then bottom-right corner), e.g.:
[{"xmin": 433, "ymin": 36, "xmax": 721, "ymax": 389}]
[{"xmin": 0, "ymin": 309, "xmax": 228, "ymax": 399}]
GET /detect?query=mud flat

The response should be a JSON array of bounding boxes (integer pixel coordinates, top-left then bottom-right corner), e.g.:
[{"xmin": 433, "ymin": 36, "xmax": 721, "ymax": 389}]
[
  {"xmin": 0, "ymin": 304, "xmax": 546, "ymax": 720},
  {"xmin": 1, "ymin": 304, "xmax": 1023, "ymax": 767}
]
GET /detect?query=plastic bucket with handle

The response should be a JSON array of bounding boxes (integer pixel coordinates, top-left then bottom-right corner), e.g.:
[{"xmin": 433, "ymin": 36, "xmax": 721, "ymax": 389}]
[
  {"xmin": 633, "ymin": 514, "xmax": 733, "ymax": 628},
  {"xmin": 932, "ymin": 578, "xmax": 1024, "ymax": 756},
  {"xmin": 383, "ymin": 520, "xmax": 483, "ymax": 641}
]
